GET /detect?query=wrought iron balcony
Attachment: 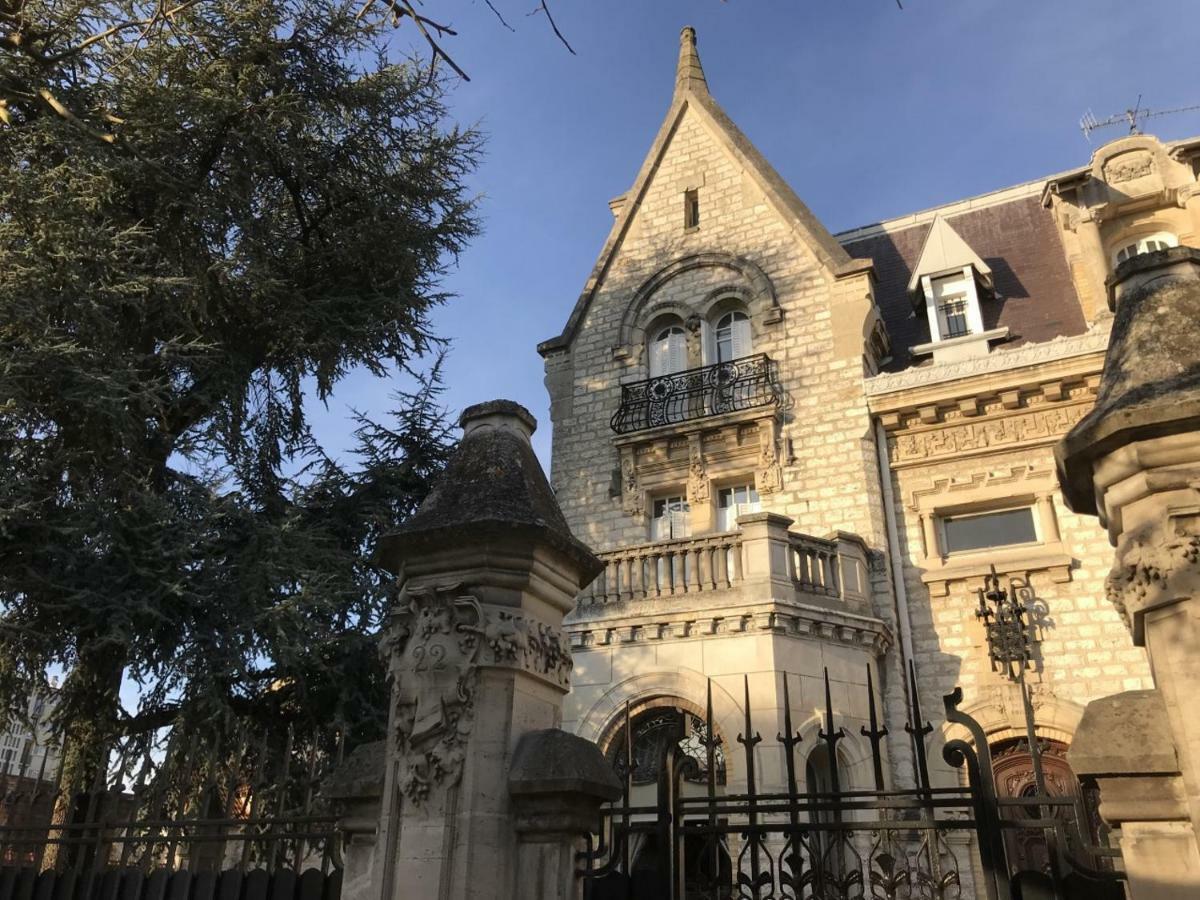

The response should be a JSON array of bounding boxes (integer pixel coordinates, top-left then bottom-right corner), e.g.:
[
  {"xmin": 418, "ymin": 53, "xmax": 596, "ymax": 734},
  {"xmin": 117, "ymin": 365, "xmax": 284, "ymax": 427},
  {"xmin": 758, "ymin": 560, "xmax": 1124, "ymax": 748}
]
[{"xmin": 609, "ymin": 353, "xmax": 780, "ymax": 435}]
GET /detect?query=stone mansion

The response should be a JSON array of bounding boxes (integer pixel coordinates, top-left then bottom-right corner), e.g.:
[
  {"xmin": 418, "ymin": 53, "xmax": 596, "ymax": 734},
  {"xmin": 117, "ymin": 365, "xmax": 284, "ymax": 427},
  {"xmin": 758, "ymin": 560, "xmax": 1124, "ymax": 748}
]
[{"xmin": 536, "ymin": 25, "xmax": 1200, "ymax": 850}]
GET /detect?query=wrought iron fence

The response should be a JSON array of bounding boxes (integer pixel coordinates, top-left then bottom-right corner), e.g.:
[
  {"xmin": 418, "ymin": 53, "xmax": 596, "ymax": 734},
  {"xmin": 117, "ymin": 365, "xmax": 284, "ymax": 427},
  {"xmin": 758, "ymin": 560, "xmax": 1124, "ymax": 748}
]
[
  {"xmin": 0, "ymin": 725, "xmax": 346, "ymax": 900},
  {"xmin": 610, "ymin": 354, "xmax": 780, "ymax": 435},
  {"xmin": 577, "ymin": 664, "xmax": 1124, "ymax": 900}
]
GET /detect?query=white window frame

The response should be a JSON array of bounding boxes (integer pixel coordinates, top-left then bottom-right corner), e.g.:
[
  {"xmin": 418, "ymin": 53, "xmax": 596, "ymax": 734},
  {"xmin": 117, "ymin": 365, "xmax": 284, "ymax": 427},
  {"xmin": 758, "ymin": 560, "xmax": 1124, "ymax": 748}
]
[
  {"xmin": 716, "ymin": 481, "xmax": 761, "ymax": 532},
  {"xmin": 921, "ymin": 267, "xmax": 984, "ymax": 343},
  {"xmin": 709, "ymin": 310, "xmax": 752, "ymax": 364},
  {"xmin": 651, "ymin": 494, "xmax": 691, "ymax": 541},
  {"xmin": 648, "ymin": 325, "xmax": 687, "ymax": 377},
  {"xmin": 936, "ymin": 504, "xmax": 1041, "ymax": 558},
  {"xmin": 1112, "ymin": 231, "xmax": 1178, "ymax": 266}
]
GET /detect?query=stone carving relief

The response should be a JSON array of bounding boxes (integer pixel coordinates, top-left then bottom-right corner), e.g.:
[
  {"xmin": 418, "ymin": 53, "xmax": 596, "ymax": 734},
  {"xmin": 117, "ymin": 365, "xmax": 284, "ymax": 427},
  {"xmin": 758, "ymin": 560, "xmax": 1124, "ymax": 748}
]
[
  {"xmin": 620, "ymin": 447, "xmax": 643, "ymax": 517},
  {"xmin": 1105, "ymin": 530, "xmax": 1200, "ymax": 631},
  {"xmin": 755, "ymin": 425, "xmax": 782, "ymax": 494},
  {"xmin": 891, "ymin": 405, "xmax": 1090, "ymax": 465},
  {"xmin": 385, "ymin": 586, "xmax": 573, "ymax": 805},
  {"xmin": 687, "ymin": 435, "xmax": 708, "ymax": 504},
  {"xmin": 1104, "ymin": 152, "xmax": 1154, "ymax": 185}
]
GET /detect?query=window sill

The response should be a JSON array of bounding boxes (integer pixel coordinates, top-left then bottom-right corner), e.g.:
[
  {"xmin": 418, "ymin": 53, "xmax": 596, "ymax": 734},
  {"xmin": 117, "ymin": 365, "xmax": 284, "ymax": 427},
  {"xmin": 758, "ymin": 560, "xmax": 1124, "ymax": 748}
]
[
  {"xmin": 920, "ymin": 542, "xmax": 1073, "ymax": 597},
  {"xmin": 909, "ymin": 326, "xmax": 1009, "ymax": 357}
]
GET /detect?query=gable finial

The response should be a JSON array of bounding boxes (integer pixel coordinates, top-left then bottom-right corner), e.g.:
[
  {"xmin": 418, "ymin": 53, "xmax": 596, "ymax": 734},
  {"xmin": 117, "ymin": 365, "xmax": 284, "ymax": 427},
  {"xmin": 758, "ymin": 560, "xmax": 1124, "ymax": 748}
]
[{"xmin": 676, "ymin": 26, "xmax": 709, "ymax": 96}]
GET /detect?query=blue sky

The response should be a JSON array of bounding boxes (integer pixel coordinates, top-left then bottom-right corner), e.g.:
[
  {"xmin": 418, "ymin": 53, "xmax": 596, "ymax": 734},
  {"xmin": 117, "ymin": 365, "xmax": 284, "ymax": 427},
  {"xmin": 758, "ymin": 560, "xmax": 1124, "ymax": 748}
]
[{"xmin": 305, "ymin": 0, "xmax": 1200, "ymax": 467}]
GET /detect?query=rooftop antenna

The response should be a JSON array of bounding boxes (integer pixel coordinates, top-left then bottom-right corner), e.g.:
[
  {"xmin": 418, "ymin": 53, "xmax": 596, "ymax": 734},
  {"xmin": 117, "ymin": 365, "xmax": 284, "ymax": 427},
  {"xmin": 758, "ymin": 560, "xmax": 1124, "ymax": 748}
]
[{"xmin": 1081, "ymin": 94, "xmax": 1200, "ymax": 141}]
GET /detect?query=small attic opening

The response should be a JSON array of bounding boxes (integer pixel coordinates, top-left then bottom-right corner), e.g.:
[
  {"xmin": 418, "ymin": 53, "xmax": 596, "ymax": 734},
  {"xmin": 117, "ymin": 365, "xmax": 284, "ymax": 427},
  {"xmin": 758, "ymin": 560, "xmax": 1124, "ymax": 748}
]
[{"xmin": 684, "ymin": 189, "xmax": 700, "ymax": 230}]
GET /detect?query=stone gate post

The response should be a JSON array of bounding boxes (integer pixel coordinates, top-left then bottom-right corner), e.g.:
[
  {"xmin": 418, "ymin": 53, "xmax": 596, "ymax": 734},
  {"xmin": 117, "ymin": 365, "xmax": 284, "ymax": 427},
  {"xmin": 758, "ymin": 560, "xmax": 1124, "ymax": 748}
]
[
  {"xmin": 338, "ymin": 400, "xmax": 615, "ymax": 900},
  {"xmin": 1057, "ymin": 248, "xmax": 1200, "ymax": 897}
]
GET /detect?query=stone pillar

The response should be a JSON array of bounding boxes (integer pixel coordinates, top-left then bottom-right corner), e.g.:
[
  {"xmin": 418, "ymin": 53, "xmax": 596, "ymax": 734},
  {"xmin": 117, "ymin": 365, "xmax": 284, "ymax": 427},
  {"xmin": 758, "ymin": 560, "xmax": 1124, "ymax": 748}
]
[
  {"xmin": 1057, "ymin": 247, "xmax": 1200, "ymax": 893},
  {"xmin": 343, "ymin": 400, "xmax": 613, "ymax": 900},
  {"xmin": 1069, "ymin": 690, "xmax": 1200, "ymax": 900},
  {"xmin": 737, "ymin": 511, "xmax": 795, "ymax": 600}
]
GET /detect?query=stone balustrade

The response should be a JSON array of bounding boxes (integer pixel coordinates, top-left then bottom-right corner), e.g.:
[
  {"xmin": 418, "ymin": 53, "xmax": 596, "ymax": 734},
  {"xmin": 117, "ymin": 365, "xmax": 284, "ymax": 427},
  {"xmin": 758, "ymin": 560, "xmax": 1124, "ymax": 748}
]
[
  {"xmin": 581, "ymin": 531, "xmax": 744, "ymax": 604},
  {"xmin": 787, "ymin": 532, "xmax": 841, "ymax": 598},
  {"xmin": 575, "ymin": 519, "xmax": 868, "ymax": 611}
]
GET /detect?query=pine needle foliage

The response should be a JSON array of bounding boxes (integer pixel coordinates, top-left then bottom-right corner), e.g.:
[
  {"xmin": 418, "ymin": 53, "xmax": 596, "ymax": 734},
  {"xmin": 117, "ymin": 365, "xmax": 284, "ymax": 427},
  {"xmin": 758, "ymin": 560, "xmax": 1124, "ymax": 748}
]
[{"xmin": 0, "ymin": 0, "xmax": 478, "ymax": 774}]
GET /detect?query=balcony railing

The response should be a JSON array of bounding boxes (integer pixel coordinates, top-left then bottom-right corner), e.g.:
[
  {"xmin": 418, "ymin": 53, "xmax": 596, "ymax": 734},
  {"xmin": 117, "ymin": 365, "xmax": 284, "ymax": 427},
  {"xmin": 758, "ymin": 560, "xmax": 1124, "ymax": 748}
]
[
  {"xmin": 575, "ymin": 527, "xmax": 853, "ymax": 609},
  {"xmin": 580, "ymin": 532, "xmax": 744, "ymax": 605},
  {"xmin": 610, "ymin": 353, "xmax": 780, "ymax": 435}
]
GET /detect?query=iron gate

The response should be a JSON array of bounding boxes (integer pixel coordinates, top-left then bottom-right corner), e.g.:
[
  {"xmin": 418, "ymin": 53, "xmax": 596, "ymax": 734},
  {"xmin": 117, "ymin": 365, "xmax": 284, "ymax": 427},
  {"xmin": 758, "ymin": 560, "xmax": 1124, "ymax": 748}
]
[{"xmin": 577, "ymin": 663, "xmax": 1124, "ymax": 900}]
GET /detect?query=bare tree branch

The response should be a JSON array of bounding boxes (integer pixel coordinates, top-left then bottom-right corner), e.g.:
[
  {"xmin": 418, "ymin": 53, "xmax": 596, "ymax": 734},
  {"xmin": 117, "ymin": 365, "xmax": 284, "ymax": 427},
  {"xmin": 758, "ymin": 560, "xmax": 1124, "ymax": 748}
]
[
  {"xmin": 483, "ymin": 0, "xmax": 515, "ymax": 33},
  {"xmin": 528, "ymin": 1, "xmax": 574, "ymax": 55}
]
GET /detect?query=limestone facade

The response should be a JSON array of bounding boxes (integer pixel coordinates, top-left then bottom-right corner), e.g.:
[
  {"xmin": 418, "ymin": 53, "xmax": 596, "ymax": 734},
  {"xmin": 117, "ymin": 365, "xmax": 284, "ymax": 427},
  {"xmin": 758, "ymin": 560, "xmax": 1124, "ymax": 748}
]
[{"xmin": 539, "ymin": 27, "xmax": 1191, "ymax": 819}]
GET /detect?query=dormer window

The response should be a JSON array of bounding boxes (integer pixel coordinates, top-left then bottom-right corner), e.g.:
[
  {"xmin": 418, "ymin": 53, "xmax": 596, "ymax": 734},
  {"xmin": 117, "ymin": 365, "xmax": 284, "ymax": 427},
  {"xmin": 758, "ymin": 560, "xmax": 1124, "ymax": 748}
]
[
  {"xmin": 1113, "ymin": 231, "xmax": 1177, "ymax": 266},
  {"xmin": 934, "ymin": 278, "xmax": 972, "ymax": 339},
  {"xmin": 906, "ymin": 216, "xmax": 1008, "ymax": 363}
]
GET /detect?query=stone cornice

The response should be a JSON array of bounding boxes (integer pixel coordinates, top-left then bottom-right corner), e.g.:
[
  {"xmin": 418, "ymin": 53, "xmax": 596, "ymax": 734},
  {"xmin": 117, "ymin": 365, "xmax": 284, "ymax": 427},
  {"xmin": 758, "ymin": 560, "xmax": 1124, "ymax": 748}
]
[
  {"xmin": 567, "ymin": 599, "xmax": 893, "ymax": 657},
  {"xmin": 865, "ymin": 325, "xmax": 1111, "ymax": 400}
]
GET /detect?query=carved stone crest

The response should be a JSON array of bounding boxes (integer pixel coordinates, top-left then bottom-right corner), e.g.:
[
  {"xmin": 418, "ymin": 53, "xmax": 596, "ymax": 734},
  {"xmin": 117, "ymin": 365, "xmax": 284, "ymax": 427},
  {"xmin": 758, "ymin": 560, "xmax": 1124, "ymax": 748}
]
[
  {"xmin": 385, "ymin": 586, "xmax": 574, "ymax": 805},
  {"xmin": 756, "ymin": 427, "xmax": 783, "ymax": 495},
  {"xmin": 687, "ymin": 435, "xmax": 709, "ymax": 503},
  {"xmin": 1104, "ymin": 152, "xmax": 1154, "ymax": 185},
  {"xmin": 620, "ymin": 448, "xmax": 643, "ymax": 517}
]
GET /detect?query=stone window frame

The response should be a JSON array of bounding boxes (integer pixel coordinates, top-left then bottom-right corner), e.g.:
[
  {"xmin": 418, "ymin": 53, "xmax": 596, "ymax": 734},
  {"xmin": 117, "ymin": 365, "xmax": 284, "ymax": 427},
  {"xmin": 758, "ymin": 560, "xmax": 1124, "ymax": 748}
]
[
  {"xmin": 912, "ymin": 471, "xmax": 1072, "ymax": 596},
  {"xmin": 920, "ymin": 268, "xmax": 985, "ymax": 343},
  {"xmin": 613, "ymin": 253, "xmax": 780, "ymax": 365}
]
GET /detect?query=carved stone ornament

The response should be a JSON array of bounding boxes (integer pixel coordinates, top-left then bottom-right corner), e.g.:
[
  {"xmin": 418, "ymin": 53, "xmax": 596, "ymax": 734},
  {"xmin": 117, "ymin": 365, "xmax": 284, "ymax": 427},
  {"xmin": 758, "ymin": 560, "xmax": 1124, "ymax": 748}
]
[
  {"xmin": 620, "ymin": 448, "xmax": 643, "ymax": 517},
  {"xmin": 891, "ymin": 405, "xmax": 1090, "ymax": 465},
  {"xmin": 384, "ymin": 586, "xmax": 575, "ymax": 805},
  {"xmin": 1105, "ymin": 531, "xmax": 1200, "ymax": 633},
  {"xmin": 687, "ymin": 435, "xmax": 709, "ymax": 504},
  {"xmin": 755, "ymin": 428, "xmax": 783, "ymax": 495},
  {"xmin": 1104, "ymin": 152, "xmax": 1154, "ymax": 185}
]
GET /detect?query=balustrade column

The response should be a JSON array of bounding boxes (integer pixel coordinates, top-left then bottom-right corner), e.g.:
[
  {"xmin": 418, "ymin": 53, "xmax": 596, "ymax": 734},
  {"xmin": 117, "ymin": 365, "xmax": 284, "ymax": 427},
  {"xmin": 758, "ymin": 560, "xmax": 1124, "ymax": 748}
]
[
  {"xmin": 688, "ymin": 547, "xmax": 701, "ymax": 592},
  {"xmin": 716, "ymin": 541, "xmax": 732, "ymax": 589},
  {"xmin": 698, "ymin": 545, "xmax": 712, "ymax": 591},
  {"xmin": 669, "ymin": 551, "xmax": 683, "ymax": 596},
  {"xmin": 631, "ymin": 552, "xmax": 645, "ymax": 600}
]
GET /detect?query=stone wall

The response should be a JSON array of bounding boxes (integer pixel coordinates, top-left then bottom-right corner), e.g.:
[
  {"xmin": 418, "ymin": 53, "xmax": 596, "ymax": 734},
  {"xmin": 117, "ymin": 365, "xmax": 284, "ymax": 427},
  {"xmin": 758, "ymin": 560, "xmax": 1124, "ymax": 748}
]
[
  {"xmin": 869, "ymin": 345, "xmax": 1155, "ymax": 783},
  {"xmin": 542, "ymin": 99, "xmax": 888, "ymax": 558}
]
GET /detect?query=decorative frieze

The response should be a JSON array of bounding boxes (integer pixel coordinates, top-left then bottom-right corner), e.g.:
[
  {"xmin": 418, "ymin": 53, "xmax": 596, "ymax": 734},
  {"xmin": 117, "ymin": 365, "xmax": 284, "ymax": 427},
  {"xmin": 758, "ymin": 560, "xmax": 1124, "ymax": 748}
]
[{"xmin": 891, "ymin": 403, "xmax": 1090, "ymax": 467}]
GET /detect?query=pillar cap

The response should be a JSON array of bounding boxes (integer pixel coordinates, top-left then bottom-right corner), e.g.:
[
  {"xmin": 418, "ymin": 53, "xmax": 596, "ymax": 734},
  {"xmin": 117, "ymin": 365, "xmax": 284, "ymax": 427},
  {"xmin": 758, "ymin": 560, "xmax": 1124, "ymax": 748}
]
[
  {"xmin": 1056, "ymin": 248, "xmax": 1200, "ymax": 514},
  {"xmin": 378, "ymin": 398, "xmax": 601, "ymax": 585}
]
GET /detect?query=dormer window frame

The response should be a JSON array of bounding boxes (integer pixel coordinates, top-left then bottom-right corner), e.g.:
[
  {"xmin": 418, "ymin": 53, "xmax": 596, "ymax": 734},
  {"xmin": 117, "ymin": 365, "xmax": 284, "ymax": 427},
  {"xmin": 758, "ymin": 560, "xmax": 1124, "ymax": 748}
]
[{"xmin": 920, "ymin": 266, "xmax": 986, "ymax": 344}]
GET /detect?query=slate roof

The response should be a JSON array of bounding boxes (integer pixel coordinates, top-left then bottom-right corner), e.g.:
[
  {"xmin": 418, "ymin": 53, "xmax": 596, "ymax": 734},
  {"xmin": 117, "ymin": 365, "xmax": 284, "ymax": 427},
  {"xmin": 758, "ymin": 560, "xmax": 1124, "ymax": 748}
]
[{"xmin": 839, "ymin": 192, "xmax": 1087, "ymax": 371}]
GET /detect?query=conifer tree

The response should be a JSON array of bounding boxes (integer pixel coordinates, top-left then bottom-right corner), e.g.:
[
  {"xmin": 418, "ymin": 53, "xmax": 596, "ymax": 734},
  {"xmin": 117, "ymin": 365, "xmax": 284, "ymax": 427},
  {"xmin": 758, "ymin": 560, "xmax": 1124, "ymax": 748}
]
[{"xmin": 0, "ymin": 0, "xmax": 478, "ymax": 787}]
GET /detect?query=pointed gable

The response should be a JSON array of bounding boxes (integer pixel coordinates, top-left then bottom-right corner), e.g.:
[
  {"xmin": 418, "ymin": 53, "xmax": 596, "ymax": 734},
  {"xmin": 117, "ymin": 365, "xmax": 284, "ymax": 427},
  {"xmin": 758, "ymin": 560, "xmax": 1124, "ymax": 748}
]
[
  {"xmin": 905, "ymin": 215, "xmax": 992, "ymax": 295},
  {"xmin": 539, "ymin": 27, "xmax": 868, "ymax": 355}
]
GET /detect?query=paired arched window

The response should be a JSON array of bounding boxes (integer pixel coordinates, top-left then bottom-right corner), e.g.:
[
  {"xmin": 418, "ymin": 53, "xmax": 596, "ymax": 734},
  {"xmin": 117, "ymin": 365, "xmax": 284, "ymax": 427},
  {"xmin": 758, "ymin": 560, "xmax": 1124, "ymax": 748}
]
[
  {"xmin": 648, "ymin": 324, "xmax": 687, "ymax": 377},
  {"xmin": 644, "ymin": 306, "xmax": 753, "ymax": 376},
  {"xmin": 1113, "ymin": 231, "xmax": 1178, "ymax": 266},
  {"xmin": 712, "ymin": 310, "xmax": 752, "ymax": 363}
]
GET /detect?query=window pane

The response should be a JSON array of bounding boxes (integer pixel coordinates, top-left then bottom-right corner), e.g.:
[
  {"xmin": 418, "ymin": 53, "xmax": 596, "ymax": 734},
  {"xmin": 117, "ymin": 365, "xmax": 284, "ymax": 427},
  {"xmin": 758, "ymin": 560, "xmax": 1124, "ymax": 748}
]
[
  {"xmin": 942, "ymin": 508, "xmax": 1037, "ymax": 554},
  {"xmin": 718, "ymin": 488, "xmax": 733, "ymax": 508}
]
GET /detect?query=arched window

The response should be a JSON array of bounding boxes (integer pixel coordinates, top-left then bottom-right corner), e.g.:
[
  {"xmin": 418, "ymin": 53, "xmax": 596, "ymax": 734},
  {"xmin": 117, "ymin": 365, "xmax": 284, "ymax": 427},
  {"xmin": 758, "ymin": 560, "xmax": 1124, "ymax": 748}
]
[
  {"xmin": 712, "ymin": 311, "xmax": 751, "ymax": 363},
  {"xmin": 1113, "ymin": 231, "xmax": 1178, "ymax": 266},
  {"xmin": 607, "ymin": 706, "xmax": 726, "ymax": 786},
  {"xmin": 649, "ymin": 324, "xmax": 687, "ymax": 377}
]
